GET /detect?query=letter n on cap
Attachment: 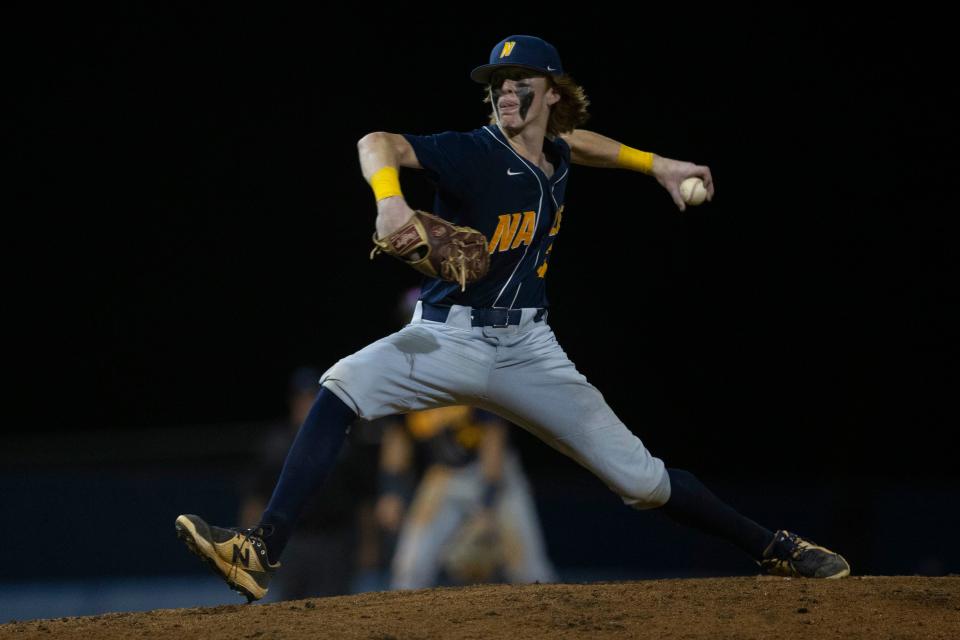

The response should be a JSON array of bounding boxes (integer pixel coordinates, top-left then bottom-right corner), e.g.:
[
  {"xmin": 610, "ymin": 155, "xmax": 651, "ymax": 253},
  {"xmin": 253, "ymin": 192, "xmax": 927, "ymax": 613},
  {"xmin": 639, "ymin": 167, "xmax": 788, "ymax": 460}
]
[{"xmin": 499, "ymin": 41, "xmax": 516, "ymax": 58}]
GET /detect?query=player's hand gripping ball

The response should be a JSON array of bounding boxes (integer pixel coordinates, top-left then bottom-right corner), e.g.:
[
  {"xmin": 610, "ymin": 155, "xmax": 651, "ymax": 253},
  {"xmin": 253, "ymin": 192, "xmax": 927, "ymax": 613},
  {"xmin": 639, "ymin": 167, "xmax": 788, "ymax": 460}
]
[
  {"xmin": 680, "ymin": 177, "xmax": 708, "ymax": 206},
  {"xmin": 370, "ymin": 210, "xmax": 490, "ymax": 291}
]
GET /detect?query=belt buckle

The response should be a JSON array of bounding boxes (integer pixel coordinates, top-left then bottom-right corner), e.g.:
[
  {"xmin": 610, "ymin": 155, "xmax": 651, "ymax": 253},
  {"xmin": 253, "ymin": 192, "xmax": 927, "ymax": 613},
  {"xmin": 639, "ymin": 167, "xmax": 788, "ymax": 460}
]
[{"xmin": 490, "ymin": 308, "xmax": 510, "ymax": 328}]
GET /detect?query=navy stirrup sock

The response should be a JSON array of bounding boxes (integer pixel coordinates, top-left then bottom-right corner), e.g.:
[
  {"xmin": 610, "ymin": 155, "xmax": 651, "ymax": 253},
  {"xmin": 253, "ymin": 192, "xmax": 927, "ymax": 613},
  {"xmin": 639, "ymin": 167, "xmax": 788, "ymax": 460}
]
[
  {"xmin": 259, "ymin": 387, "xmax": 356, "ymax": 563},
  {"xmin": 660, "ymin": 468, "xmax": 774, "ymax": 560}
]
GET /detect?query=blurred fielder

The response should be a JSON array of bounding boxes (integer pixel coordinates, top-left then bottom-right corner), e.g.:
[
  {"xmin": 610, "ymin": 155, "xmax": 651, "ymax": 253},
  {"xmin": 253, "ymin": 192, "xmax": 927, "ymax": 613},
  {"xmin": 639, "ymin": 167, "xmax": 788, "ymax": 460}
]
[{"xmin": 377, "ymin": 405, "xmax": 556, "ymax": 588}]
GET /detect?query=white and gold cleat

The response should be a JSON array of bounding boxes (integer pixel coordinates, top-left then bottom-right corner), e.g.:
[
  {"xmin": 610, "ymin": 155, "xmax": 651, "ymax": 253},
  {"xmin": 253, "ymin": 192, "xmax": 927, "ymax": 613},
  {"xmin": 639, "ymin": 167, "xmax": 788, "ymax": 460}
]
[
  {"xmin": 760, "ymin": 529, "xmax": 851, "ymax": 579},
  {"xmin": 175, "ymin": 514, "xmax": 280, "ymax": 602}
]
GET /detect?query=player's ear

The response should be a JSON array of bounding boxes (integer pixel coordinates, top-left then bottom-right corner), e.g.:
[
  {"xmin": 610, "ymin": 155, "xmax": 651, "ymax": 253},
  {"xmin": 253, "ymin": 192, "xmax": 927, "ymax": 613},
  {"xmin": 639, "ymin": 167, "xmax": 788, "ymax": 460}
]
[
  {"xmin": 542, "ymin": 77, "xmax": 561, "ymax": 106},
  {"xmin": 545, "ymin": 84, "xmax": 561, "ymax": 107}
]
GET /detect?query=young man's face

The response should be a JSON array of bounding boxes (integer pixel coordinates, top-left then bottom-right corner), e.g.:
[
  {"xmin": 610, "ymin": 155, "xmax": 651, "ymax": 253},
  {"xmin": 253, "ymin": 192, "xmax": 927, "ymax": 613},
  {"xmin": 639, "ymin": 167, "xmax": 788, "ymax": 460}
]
[{"xmin": 490, "ymin": 69, "xmax": 559, "ymax": 132}]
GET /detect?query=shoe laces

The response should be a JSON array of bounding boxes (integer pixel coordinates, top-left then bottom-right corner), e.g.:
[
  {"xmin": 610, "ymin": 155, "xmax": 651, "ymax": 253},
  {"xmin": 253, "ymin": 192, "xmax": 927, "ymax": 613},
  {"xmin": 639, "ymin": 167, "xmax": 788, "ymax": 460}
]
[
  {"xmin": 227, "ymin": 526, "xmax": 270, "ymax": 580},
  {"xmin": 781, "ymin": 531, "xmax": 821, "ymax": 561},
  {"xmin": 759, "ymin": 531, "xmax": 803, "ymax": 575}
]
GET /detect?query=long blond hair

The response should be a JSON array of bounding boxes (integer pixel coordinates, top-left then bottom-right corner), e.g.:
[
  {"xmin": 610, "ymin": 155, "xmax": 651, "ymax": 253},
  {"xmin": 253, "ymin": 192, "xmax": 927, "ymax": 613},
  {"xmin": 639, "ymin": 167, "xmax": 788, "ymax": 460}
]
[{"xmin": 483, "ymin": 70, "xmax": 590, "ymax": 137}]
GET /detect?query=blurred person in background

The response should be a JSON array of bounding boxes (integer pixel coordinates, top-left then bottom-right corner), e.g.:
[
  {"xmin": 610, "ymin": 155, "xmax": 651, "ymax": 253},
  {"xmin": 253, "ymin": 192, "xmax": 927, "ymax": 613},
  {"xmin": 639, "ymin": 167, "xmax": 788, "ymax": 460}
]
[{"xmin": 376, "ymin": 404, "xmax": 557, "ymax": 588}]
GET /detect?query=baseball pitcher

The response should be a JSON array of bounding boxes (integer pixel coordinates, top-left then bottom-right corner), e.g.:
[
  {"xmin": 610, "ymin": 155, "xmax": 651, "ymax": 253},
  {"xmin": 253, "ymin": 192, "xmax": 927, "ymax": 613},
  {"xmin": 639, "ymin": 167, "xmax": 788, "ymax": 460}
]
[{"xmin": 176, "ymin": 35, "xmax": 849, "ymax": 602}]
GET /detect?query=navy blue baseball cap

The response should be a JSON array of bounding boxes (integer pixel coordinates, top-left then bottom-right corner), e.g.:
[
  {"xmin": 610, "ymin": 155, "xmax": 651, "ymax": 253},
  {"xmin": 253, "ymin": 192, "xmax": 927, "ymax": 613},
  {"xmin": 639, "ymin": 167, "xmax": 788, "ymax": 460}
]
[{"xmin": 470, "ymin": 35, "xmax": 564, "ymax": 85}]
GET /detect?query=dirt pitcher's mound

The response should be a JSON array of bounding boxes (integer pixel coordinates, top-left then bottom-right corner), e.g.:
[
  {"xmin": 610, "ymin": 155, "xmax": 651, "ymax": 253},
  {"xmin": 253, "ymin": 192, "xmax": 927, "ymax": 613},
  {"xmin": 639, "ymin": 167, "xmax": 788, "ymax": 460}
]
[{"xmin": 2, "ymin": 576, "xmax": 958, "ymax": 639}]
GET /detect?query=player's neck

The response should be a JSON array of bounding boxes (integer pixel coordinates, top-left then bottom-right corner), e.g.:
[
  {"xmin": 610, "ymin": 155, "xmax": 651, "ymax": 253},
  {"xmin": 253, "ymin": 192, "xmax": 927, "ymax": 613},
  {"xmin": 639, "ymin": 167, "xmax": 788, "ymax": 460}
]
[{"xmin": 498, "ymin": 121, "xmax": 548, "ymax": 167}]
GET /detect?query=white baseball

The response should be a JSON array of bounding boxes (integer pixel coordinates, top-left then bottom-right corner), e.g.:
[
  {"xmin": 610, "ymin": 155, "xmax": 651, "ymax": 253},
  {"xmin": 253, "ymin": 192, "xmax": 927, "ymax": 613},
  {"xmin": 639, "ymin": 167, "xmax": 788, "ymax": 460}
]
[{"xmin": 679, "ymin": 177, "xmax": 708, "ymax": 206}]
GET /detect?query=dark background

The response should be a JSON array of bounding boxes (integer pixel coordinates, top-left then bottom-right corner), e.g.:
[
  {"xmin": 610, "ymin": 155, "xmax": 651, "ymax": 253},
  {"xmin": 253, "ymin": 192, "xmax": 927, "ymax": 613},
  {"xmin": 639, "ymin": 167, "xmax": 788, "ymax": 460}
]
[{"xmin": 5, "ymin": 6, "xmax": 958, "ymax": 594}]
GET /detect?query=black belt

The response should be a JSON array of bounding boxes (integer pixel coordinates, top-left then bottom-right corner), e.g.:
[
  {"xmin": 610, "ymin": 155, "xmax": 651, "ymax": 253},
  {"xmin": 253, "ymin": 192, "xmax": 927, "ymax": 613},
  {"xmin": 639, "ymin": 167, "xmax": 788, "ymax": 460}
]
[{"xmin": 421, "ymin": 302, "xmax": 546, "ymax": 328}]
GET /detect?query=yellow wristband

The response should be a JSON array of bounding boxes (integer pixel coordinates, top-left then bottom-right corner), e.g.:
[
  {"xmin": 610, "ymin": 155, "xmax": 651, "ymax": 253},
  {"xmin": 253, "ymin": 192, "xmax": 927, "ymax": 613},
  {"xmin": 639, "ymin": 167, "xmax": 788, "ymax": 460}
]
[
  {"xmin": 370, "ymin": 166, "xmax": 403, "ymax": 201},
  {"xmin": 616, "ymin": 145, "xmax": 654, "ymax": 175}
]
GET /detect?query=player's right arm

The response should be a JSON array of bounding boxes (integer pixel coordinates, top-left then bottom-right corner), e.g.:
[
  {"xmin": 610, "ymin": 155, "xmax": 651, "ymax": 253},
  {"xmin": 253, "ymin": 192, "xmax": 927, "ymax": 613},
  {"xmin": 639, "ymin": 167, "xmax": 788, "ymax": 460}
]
[
  {"xmin": 357, "ymin": 132, "xmax": 421, "ymax": 238},
  {"xmin": 560, "ymin": 128, "xmax": 715, "ymax": 212}
]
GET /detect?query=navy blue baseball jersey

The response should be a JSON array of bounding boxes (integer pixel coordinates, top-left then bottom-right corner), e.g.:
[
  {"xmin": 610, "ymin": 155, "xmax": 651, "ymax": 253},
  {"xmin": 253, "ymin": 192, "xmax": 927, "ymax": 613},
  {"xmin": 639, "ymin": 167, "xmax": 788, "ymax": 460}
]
[{"xmin": 402, "ymin": 124, "xmax": 570, "ymax": 309}]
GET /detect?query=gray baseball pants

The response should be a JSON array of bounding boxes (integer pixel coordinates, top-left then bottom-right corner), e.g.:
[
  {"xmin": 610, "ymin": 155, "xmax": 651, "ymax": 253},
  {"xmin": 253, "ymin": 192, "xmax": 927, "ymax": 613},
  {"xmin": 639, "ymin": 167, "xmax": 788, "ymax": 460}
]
[{"xmin": 320, "ymin": 302, "xmax": 671, "ymax": 509}]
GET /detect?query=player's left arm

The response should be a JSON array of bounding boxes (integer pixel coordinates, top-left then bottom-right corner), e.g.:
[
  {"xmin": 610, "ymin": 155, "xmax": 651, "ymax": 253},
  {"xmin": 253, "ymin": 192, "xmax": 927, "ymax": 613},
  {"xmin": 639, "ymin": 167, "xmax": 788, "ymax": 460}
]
[{"xmin": 559, "ymin": 129, "xmax": 715, "ymax": 212}]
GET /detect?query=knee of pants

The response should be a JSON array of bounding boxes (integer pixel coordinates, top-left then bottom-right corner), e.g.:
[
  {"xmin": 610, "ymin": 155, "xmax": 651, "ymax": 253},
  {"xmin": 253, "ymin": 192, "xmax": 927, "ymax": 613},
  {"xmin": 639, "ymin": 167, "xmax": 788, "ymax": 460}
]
[
  {"xmin": 319, "ymin": 361, "xmax": 360, "ymax": 413},
  {"xmin": 319, "ymin": 355, "xmax": 357, "ymax": 388},
  {"xmin": 320, "ymin": 355, "xmax": 388, "ymax": 418},
  {"xmin": 617, "ymin": 467, "xmax": 672, "ymax": 511}
]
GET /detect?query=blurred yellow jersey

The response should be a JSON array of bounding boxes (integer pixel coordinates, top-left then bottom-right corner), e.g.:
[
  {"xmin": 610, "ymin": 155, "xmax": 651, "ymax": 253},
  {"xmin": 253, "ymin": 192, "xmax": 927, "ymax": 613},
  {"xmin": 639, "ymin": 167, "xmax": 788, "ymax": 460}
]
[{"xmin": 405, "ymin": 406, "xmax": 497, "ymax": 467}]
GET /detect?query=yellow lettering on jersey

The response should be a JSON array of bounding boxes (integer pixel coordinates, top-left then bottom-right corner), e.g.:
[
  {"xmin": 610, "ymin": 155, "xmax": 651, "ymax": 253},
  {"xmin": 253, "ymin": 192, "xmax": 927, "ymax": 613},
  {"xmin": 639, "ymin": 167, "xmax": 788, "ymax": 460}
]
[
  {"xmin": 489, "ymin": 213, "xmax": 522, "ymax": 253},
  {"xmin": 511, "ymin": 211, "xmax": 536, "ymax": 249},
  {"xmin": 537, "ymin": 243, "xmax": 554, "ymax": 279},
  {"xmin": 500, "ymin": 42, "xmax": 516, "ymax": 58},
  {"xmin": 549, "ymin": 205, "xmax": 564, "ymax": 236}
]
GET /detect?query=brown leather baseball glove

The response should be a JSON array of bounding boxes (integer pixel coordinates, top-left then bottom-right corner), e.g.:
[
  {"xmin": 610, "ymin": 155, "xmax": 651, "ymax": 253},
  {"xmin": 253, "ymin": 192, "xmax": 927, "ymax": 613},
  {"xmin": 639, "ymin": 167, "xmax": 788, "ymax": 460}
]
[
  {"xmin": 370, "ymin": 210, "xmax": 490, "ymax": 291},
  {"xmin": 441, "ymin": 510, "xmax": 503, "ymax": 584}
]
